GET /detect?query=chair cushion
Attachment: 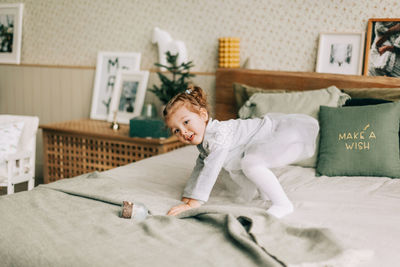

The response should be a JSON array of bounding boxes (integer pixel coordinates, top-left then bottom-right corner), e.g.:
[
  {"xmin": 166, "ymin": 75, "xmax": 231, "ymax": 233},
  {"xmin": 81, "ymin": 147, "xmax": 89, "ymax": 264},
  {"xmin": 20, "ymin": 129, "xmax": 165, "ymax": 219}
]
[
  {"xmin": 0, "ymin": 121, "xmax": 24, "ymax": 160},
  {"xmin": 0, "ymin": 121, "xmax": 24, "ymax": 179},
  {"xmin": 0, "ymin": 115, "xmax": 39, "ymax": 153},
  {"xmin": 0, "ymin": 115, "xmax": 39, "ymax": 180}
]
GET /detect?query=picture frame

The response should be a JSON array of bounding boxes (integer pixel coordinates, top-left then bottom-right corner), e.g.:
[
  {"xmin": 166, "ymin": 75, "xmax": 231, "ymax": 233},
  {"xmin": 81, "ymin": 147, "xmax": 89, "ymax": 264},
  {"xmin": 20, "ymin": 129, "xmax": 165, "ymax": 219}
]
[
  {"xmin": 364, "ymin": 18, "xmax": 400, "ymax": 77},
  {"xmin": 90, "ymin": 52, "xmax": 141, "ymax": 120},
  {"xmin": 315, "ymin": 32, "xmax": 365, "ymax": 75},
  {"xmin": 0, "ymin": 3, "xmax": 23, "ymax": 64},
  {"xmin": 107, "ymin": 70, "xmax": 149, "ymax": 124}
]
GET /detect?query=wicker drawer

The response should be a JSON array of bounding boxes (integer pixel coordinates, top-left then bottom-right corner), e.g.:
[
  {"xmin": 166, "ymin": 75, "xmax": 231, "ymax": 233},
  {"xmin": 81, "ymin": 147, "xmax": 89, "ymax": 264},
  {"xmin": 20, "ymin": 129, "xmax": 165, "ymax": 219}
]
[{"xmin": 40, "ymin": 119, "xmax": 183, "ymax": 183}]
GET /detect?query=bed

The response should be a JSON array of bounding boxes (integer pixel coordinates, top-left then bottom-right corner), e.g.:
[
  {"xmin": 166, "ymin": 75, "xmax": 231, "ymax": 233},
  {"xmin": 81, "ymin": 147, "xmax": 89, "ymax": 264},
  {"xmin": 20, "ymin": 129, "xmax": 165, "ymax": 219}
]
[{"xmin": 1, "ymin": 68, "xmax": 400, "ymax": 267}]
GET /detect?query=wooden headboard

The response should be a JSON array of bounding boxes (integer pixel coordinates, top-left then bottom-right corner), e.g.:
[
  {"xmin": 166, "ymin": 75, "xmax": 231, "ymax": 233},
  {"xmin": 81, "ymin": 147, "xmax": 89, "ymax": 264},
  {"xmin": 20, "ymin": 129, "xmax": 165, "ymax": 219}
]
[{"xmin": 215, "ymin": 68, "xmax": 400, "ymax": 120}]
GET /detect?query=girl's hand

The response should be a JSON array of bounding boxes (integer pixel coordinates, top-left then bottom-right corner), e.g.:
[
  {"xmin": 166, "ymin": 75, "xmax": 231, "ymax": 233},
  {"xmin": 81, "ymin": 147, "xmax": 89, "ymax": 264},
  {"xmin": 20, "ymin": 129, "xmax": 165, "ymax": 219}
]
[{"xmin": 167, "ymin": 198, "xmax": 202, "ymax": 216}]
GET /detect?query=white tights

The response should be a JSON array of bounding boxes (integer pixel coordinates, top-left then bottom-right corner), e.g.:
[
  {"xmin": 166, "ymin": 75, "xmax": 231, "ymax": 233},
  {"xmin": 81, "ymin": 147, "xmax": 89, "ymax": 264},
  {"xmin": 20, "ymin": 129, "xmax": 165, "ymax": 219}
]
[{"xmin": 241, "ymin": 129, "xmax": 312, "ymax": 218}]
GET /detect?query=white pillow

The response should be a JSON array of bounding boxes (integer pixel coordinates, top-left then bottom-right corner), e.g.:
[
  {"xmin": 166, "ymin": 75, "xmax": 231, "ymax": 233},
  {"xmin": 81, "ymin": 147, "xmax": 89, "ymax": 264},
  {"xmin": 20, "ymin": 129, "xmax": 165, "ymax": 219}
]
[
  {"xmin": 238, "ymin": 86, "xmax": 351, "ymax": 168},
  {"xmin": 0, "ymin": 121, "xmax": 24, "ymax": 160},
  {"xmin": 238, "ymin": 86, "xmax": 350, "ymax": 119}
]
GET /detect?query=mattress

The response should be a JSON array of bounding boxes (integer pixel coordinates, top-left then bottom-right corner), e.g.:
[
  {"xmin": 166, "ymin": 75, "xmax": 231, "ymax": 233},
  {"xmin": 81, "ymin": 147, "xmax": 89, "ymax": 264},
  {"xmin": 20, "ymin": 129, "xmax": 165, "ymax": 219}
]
[
  {"xmin": 1, "ymin": 145, "xmax": 398, "ymax": 266},
  {"xmin": 106, "ymin": 145, "xmax": 399, "ymax": 266}
]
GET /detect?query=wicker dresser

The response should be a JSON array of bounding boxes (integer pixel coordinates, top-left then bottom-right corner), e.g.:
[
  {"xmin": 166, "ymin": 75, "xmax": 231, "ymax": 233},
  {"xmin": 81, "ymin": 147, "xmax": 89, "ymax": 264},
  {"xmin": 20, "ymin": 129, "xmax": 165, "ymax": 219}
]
[{"xmin": 40, "ymin": 119, "xmax": 184, "ymax": 183}]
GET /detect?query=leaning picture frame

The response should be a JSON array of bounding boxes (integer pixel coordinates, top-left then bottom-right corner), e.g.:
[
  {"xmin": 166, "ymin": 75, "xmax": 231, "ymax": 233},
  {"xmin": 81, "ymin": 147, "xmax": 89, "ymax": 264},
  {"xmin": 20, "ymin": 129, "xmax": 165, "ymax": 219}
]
[
  {"xmin": 90, "ymin": 52, "xmax": 141, "ymax": 120},
  {"xmin": 107, "ymin": 70, "xmax": 149, "ymax": 124},
  {"xmin": 364, "ymin": 18, "xmax": 400, "ymax": 77},
  {"xmin": 0, "ymin": 3, "xmax": 23, "ymax": 64},
  {"xmin": 315, "ymin": 32, "xmax": 365, "ymax": 75}
]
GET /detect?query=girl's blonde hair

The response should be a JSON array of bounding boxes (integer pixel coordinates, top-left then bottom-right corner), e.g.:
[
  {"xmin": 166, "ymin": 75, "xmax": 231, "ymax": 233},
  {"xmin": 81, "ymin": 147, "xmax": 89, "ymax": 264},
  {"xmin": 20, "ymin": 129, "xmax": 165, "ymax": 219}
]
[{"xmin": 163, "ymin": 85, "xmax": 209, "ymax": 121}]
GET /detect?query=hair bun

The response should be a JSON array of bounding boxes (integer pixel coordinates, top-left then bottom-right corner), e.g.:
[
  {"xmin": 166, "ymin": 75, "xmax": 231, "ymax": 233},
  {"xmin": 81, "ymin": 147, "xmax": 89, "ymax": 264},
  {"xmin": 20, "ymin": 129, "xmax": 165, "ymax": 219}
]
[
  {"xmin": 189, "ymin": 85, "xmax": 207, "ymax": 108},
  {"xmin": 163, "ymin": 85, "xmax": 209, "ymax": 120}
]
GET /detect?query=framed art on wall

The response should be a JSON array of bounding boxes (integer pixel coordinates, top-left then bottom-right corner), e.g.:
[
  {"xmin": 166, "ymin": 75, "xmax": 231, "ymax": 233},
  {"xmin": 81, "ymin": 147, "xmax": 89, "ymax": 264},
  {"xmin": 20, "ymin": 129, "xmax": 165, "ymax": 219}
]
[
  {"xmin": 90, "ymin": 52, "xmax": 141, "ymax": 120},
  {"xmin": 0, "ymin": 3, "xmax": 23, "ymax": 64},
  {"xmin": 316, "ymin": 32, "xmax": 365, "ymax": 75},
  {"xmin": 364, "ymin": 18, "xmax": 400, "ymax": 77},
  {"xmin": 107, "ymin": 70, "xmax": 149, "ymax": 124}
]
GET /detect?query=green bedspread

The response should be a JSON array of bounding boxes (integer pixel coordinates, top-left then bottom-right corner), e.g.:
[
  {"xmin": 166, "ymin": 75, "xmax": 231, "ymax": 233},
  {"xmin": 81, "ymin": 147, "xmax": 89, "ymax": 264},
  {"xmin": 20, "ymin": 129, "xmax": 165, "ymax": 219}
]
[{"xmin": 0, "ymin": 172, "xmax": 368, "ymax": 267}]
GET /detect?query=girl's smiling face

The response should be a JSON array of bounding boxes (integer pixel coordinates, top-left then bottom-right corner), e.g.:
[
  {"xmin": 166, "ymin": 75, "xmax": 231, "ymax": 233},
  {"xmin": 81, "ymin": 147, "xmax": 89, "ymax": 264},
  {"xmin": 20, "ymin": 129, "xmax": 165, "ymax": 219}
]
[{"xmin": 166, "ymin": 104, "xmax": 208, "ymax": 145}]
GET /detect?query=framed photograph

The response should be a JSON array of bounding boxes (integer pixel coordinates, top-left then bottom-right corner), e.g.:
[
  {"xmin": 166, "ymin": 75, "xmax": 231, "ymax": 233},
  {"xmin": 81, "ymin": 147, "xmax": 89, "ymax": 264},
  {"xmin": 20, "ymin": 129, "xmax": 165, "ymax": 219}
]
[
  {"xmin": 316, "ymin": 32, "xmax": 365, "ymax": 75},
  {"xmin": 90, "ymin": 52, "xmax": 141, "ymax": 120},
  {"xmin": 107, "ymin": 70, "xmax": 149, "ymax": 124},
  {"xmin": 0, "ymin": 3, "xmax": 23, "ymax": 64},
  {"xmin": 364, "ymin": 18, "xmax": 400, "ymax": 77}
]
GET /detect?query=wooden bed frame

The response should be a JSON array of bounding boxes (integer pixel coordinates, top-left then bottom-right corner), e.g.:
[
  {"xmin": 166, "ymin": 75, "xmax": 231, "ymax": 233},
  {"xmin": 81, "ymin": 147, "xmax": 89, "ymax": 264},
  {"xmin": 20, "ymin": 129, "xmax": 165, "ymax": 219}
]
[{"xmin": 215, "ymin": 68, "xmax": 400, "ymax": 120}]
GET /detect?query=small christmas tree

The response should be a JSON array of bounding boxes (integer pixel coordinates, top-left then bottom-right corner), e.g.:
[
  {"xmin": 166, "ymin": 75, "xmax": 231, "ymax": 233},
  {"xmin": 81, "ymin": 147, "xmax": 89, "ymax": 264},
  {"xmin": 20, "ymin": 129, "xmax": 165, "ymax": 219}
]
[{"xmin": 149, "ymin": 51, "xmax": 195, "ymax": 105}]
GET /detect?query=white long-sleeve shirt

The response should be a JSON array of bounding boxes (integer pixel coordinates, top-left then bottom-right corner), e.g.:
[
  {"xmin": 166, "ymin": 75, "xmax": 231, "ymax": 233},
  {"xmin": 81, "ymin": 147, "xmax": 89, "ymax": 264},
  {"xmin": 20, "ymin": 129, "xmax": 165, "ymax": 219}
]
[{"xmin": 183, "ymin": 113, "xmax": 318, "ymax": 202}]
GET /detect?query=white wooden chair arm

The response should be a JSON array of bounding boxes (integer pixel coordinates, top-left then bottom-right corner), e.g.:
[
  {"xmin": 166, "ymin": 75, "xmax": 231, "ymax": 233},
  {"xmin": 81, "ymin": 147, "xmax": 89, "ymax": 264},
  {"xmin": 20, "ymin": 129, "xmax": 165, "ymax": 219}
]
[
  {"xmin": 0, "ymin": 115, "xmax": 38, "ymax": 194},
  {"xmin": 3, "ymin": 150, "xmax": 33, "ymax": 162},
  {"xmin": 2, "ymin": 150, "xmax": 35, "ymax": 183}
]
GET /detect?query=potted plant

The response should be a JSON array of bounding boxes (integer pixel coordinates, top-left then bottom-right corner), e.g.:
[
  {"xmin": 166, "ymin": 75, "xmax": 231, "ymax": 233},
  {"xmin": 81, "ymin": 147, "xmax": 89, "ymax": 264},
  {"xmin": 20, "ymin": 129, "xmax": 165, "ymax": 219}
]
[{"xmin": 149, "ymin": 51, "xmax": 195, "ymax": 105}]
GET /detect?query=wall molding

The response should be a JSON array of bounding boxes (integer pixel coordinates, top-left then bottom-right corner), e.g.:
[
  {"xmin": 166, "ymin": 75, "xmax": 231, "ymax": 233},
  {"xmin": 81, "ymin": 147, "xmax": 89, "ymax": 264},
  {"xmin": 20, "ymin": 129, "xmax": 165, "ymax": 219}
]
[{"xmin": 0, "ymin": 63, "xmax": 216, "ymax": 76}]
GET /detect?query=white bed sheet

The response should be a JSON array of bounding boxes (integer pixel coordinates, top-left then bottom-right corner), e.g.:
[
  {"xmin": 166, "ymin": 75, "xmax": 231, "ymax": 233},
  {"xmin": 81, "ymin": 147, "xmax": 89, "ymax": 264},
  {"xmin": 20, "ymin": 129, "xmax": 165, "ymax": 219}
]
[{"xmin": 105, "ymin": 145, "xmax": 400, "ymax": 267}]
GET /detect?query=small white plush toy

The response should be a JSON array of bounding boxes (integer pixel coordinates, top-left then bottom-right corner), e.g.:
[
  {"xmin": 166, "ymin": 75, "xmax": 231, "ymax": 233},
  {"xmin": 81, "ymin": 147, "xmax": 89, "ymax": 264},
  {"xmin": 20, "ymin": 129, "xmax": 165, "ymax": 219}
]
[{"xmin": 152, "ymin": 27, "xmax": 188, "ymax": 71}]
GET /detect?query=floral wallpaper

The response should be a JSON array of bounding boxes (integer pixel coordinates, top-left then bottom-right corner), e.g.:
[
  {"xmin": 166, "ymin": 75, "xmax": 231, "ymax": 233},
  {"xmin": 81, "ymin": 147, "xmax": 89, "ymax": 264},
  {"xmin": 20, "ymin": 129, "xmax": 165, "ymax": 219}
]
[{"xmin": 1, "ymin": 0, "xmax": 399, "ymax": 72}]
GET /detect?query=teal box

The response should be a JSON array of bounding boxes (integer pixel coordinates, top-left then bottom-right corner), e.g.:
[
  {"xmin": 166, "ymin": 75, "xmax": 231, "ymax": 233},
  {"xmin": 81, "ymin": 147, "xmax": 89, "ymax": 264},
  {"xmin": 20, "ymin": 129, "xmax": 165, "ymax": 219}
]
[{"xmin": 129, "ymin": 117, "xmax": 171, "ymax": 138}]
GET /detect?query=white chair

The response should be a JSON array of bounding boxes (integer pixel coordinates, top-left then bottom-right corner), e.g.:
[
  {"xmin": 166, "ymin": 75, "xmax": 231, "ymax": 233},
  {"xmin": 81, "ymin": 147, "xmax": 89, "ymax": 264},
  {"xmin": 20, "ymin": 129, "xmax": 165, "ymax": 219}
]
[{"xmin": 0, "ymin": 115, "xmax": 39, "ymax": 194}]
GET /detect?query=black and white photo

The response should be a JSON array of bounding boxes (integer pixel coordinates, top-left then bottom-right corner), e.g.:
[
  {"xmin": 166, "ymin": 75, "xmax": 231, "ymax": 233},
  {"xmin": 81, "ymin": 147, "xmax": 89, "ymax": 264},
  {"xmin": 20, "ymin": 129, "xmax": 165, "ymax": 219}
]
[
  {"xmin": 0, "ymin": 3, "xmax": 23, "ymax": 64},
  {"xmin": 90, "ymin": 52, "xmax": 141, "ymax": 120},
  {"xmin": 329, "ymin": 43, "xmax": 352, "ymax": 67},
  {"xmin": 316, "ymin": 32, "xmax": 364, "ymax": 75},
  {"xmin": 108, "ymin": 70, "xmax": 149, "ymax": 124},
  {"xmin": 118, "ymin": 80, "xmax": 139, "ymax": 113}
]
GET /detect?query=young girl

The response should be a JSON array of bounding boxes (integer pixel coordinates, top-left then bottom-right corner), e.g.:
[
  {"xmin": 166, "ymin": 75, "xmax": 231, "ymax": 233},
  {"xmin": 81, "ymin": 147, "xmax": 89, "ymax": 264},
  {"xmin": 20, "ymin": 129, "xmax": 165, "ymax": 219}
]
[{"xmin": 164, "ymin": 86, "xmax": 319, "ymax": 218}]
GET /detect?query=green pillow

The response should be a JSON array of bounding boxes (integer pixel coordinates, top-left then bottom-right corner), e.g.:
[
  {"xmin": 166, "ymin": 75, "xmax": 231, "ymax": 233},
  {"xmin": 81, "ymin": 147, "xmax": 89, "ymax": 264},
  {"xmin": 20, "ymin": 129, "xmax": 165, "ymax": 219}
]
[
  {"xmin": 233, "ymin": 83, "xmax": 286, "ymax": 110},
  {"xmin": 238, "ymin": 86, "xmax": 350, "ymax": 120},
  {"xmin": 317, "ymin": 102, "xmax": 400, "ymax": 178}
]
